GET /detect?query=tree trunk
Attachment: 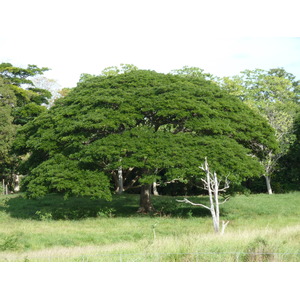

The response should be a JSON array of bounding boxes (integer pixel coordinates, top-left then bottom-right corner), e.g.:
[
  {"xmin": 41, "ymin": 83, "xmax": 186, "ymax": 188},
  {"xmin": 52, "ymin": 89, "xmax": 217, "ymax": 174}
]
[
  {"xmin": 138, "ymin": 184, "xmax": 154, "ymax": 213},
  {"xmin": 213, "ymin": 171, "xmax": 220, "ymax": 229},
  {"xmin": 112, "ymin": 168, "xmax": 124, "ymax": 194},
  {"xmin": 153, "ymin": 181, "xmax": 159, "ymax": 196},
  {"xmin": 204, "ymin": 158, "xmax": 219, "ymax": 233},
  {"xmin": 117, "ymin": 166, "xmax": 124, "ymax": 194},
  {"xmin": 265, "ymin": 175, "xmax": 273, "ymax": 195},
  {"xmin": 2, "ymin": 179, "xmax": 8, "ymax": 195},
  {"xmin": 14, "ymin": 175, "xmax": 21, "ymax": 192}
]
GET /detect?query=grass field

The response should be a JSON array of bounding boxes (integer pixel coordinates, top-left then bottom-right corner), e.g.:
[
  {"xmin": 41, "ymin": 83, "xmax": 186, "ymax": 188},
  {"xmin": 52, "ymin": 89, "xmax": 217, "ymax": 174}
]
[{"xmin": 0, "ymin": 192, "xmax": 299, "ymax": 262}]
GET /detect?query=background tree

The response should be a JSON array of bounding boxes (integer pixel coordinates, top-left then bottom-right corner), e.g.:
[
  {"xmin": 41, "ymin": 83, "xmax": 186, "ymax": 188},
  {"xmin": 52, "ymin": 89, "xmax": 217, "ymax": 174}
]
[
  {"xmin": 220, "ymin": 68, "xmax": 299, "ymax": 194},
  {"xmin": 0, "ymin": 62, "xmax": 51, "ymax": 191},
  {"xmin": 15, "ymin": 70, "xmax": 276, "ymax": 212},
  {"xmin": 275, "ymin": 112, "xmax": 300, "ymax": 191},
  {"xmin": 31, "ymin": 76, "xmax": 61, "ymax": 107},
  {"xmin": 0, "ymin": 62, "xmax": 51, "ymax": 125},
  {"xmin": 0, "ymin": 78, "xmax": 17, "ymax": 190}
]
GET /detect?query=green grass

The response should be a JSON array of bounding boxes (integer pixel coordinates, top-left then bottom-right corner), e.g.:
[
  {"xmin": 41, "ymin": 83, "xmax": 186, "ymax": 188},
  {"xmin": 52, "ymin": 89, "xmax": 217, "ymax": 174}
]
[{"xmin": 0, "ymin": 192, "xmax": 299, "ymax": 261}]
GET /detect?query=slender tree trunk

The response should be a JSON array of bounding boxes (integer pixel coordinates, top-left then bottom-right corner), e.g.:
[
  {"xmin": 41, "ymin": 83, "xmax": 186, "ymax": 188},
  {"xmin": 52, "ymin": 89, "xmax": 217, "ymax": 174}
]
[
  {"xmin": 2, "ymin": 179, "xmax": 9, "ymax": 195},
  {"xmin": 117, "ymin": 166, "xmax": 124, "ymax": 194},
  {"xmin": 264, "ymin": 175, "xmax": 273, "ymax": 195},
  {"xmin": 213, "ymin": 172, "xmax": 220, "ymax": 232},
  {"xmin": 138, "ymin": 184, "xmax": 154, "ymax": 213},
  {"xmin": 112, "ymin": 168, "xmax": 124, "ymax": 194},
  {"xmin": 14, "ymin": 174, "xmax": 21, "ymax": 192},
  {"xmin": 204, "ymin": 159, "xmax": 219, "ymax": 233},
  {"xmin": 153, "ymin": 181, "xmax": 159, "ymax": 196}
]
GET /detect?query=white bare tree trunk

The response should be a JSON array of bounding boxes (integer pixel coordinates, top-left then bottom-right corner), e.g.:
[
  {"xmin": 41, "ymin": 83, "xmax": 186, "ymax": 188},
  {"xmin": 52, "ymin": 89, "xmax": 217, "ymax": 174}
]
[
  {"xmin": 153, "ymin": 180, "xmax": 159, "ymax": 196},
  {"xmin": 264, "ymin": 175, "xmax": 273, "ymax": 195},
  {"xmin": 14, "ymin": 175, "xmax": 21, "ymax": 192},
  {"xmin": 117, "ymin": 166, "xmax": 124, "ymax": 194},
  {"xmin": 204, "ymin": 159, "xmax": 219, "ymax": 233},
  {"xmin": 177, "ymin": 157, "xmax": 230, "ymax": 234}
]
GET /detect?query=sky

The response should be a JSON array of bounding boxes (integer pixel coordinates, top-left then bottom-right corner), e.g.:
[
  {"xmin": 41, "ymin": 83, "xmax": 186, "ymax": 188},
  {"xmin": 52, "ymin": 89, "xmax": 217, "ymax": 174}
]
[{"xmin": 1, "ymin": 0, "xmax": 300, "ymax": 88}]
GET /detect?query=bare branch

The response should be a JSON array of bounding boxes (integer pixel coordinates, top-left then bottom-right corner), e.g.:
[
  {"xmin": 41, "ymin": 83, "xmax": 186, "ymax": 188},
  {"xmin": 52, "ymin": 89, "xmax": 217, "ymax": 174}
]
[
  {"xmin": 217, "ymin": 175, "xmax": 230, "ymax": 192},
  {"xmin": 180, "ymin": 158, "xmax": 231, "ymax": 234},
  {"xmin": 123, "ymin": 175, "xmax": 141, "ymax": 191},
  {"xmin": 176, "ymin": 198, "xmax": 211, "ymax": 211},
  {"xmin": 219, "ymin": 196, "xmax": 230, "ymax": 205}
]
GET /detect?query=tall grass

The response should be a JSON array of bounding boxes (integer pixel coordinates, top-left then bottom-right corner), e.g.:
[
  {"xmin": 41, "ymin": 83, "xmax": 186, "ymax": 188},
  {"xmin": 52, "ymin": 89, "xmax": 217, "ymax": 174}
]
[{"xmin": 0, "ymin": 192, "xmax": 299, "ymax": 261}]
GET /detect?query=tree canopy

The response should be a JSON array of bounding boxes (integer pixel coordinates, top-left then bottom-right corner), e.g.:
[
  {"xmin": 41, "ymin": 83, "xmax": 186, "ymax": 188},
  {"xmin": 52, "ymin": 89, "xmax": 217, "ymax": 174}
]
[{"xmin": 15, "ymin": 70, "xmax": 277, "ymax": 211}]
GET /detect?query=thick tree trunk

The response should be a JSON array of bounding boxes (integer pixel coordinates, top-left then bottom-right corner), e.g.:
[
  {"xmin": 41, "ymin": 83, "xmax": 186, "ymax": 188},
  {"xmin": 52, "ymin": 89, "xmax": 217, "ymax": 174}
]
[
  {"xmin": 265, "ymin": 175, "xmax": 273, "ymax": 195},
  {"xmin": 138, "ymin": 184, "xmax": 154, "ymax": 213}
]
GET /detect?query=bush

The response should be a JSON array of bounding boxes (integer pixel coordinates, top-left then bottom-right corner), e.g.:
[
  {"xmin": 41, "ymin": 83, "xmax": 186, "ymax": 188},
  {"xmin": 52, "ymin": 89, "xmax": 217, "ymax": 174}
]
[{"xmin": 0, "ymin": 233, "xmax": 27, "ymax": 251}]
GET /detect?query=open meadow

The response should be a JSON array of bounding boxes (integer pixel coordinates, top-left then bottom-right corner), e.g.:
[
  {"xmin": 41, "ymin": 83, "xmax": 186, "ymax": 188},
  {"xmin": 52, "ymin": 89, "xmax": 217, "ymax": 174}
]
[{"xmin": 0, "ymin": 192, "xmax": 299, "ymax": 262}]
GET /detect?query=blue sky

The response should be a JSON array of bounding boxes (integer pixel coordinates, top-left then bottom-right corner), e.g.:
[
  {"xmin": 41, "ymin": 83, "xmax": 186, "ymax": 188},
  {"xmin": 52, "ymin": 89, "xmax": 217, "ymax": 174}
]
[{"xmin": 1, "ymin": 0, "xmax": 299, "ymax": 88}]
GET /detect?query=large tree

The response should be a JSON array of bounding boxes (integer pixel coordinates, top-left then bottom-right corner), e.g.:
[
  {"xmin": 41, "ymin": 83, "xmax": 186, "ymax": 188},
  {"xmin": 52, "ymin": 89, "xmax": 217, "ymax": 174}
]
[
  {"xmin": 276, "ymin": 112, "xmax": 300, "ymax": 190},
  {"xmin": 220, "ymin": 68, "xmax": 299, "ymax": 194},
  {"xmin": 15, "ymin": 70, "xmax": 276, "ymax": 212},
  {"xmin": 0, "ymin": 62, "xmax": 51, "ymax": 190},
  {"xmin": 0, "ymin": 78, "xmax": 17, "ymax": 178}
]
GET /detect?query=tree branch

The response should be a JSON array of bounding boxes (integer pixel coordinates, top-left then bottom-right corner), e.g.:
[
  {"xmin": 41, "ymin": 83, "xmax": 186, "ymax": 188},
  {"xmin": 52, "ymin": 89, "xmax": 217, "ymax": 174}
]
[
  {"xmin": 219, "ymin": 196, "xmax": 230, "ymax": 205},
  {"xmin": 176, "ymin": 198, "xmax": 211, "ymax": 210},
  {"xmin": 124, "ymin": 174, "xmax": 141, "ymax": 191}
]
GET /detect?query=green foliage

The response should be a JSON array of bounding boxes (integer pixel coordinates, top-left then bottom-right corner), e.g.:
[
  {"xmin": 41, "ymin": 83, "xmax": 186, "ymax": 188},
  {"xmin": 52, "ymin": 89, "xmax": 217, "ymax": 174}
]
[
  {"xmin": 0, "ymin": 62, "xmax": 51, "ymax": 189},
  {"xmin": 0, "ymin": 62, "xmax": 51, "ymax": 123},
  {"xmin": 0, "ymin": 77, "xmax": 17, "ymax": 106},
  {"xmin": 16, "ymin": 70, "xmax": 276, "ymax": 202},
  {"xmin": 22, "ymin": 154, "xmax": 111, "ymax": 200},
  {"xmin": 97, "ymin": 207, "xmax": 116, "ymax": 218},
  {"xmin": 170, "ymin": 65, "xmax": 214, "ymax": 80},
  {"xmin": 35, "ymin": 210, "xmax": 53, "ymax": 221},
  {"xmin": 0, "ymin": 79, "xmax": 17, "ymax": 176},
  {"xmin": 0, "ymin": 233, "xmax": 27, "ymax": 251},
  {"xmin": 0, "ymin": 105, "xmax": 15, "ymax": 162},
  {"xmin": 0, "ymin": 63, "xmax": 50, "ymax": 87},
  {"xmin": 79, "ymin": 64, "xmax": 139, "ymax": 83},
  {"xmin": 275, "ymin": 112, "xmax": 300, "ymax": 190}
]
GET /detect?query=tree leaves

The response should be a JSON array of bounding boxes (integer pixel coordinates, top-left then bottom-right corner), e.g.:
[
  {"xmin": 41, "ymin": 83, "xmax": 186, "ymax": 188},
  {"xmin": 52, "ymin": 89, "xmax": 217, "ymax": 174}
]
[{"xmin": 18, "ymin": 70, "xmax": 277, "ymax": 199}]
